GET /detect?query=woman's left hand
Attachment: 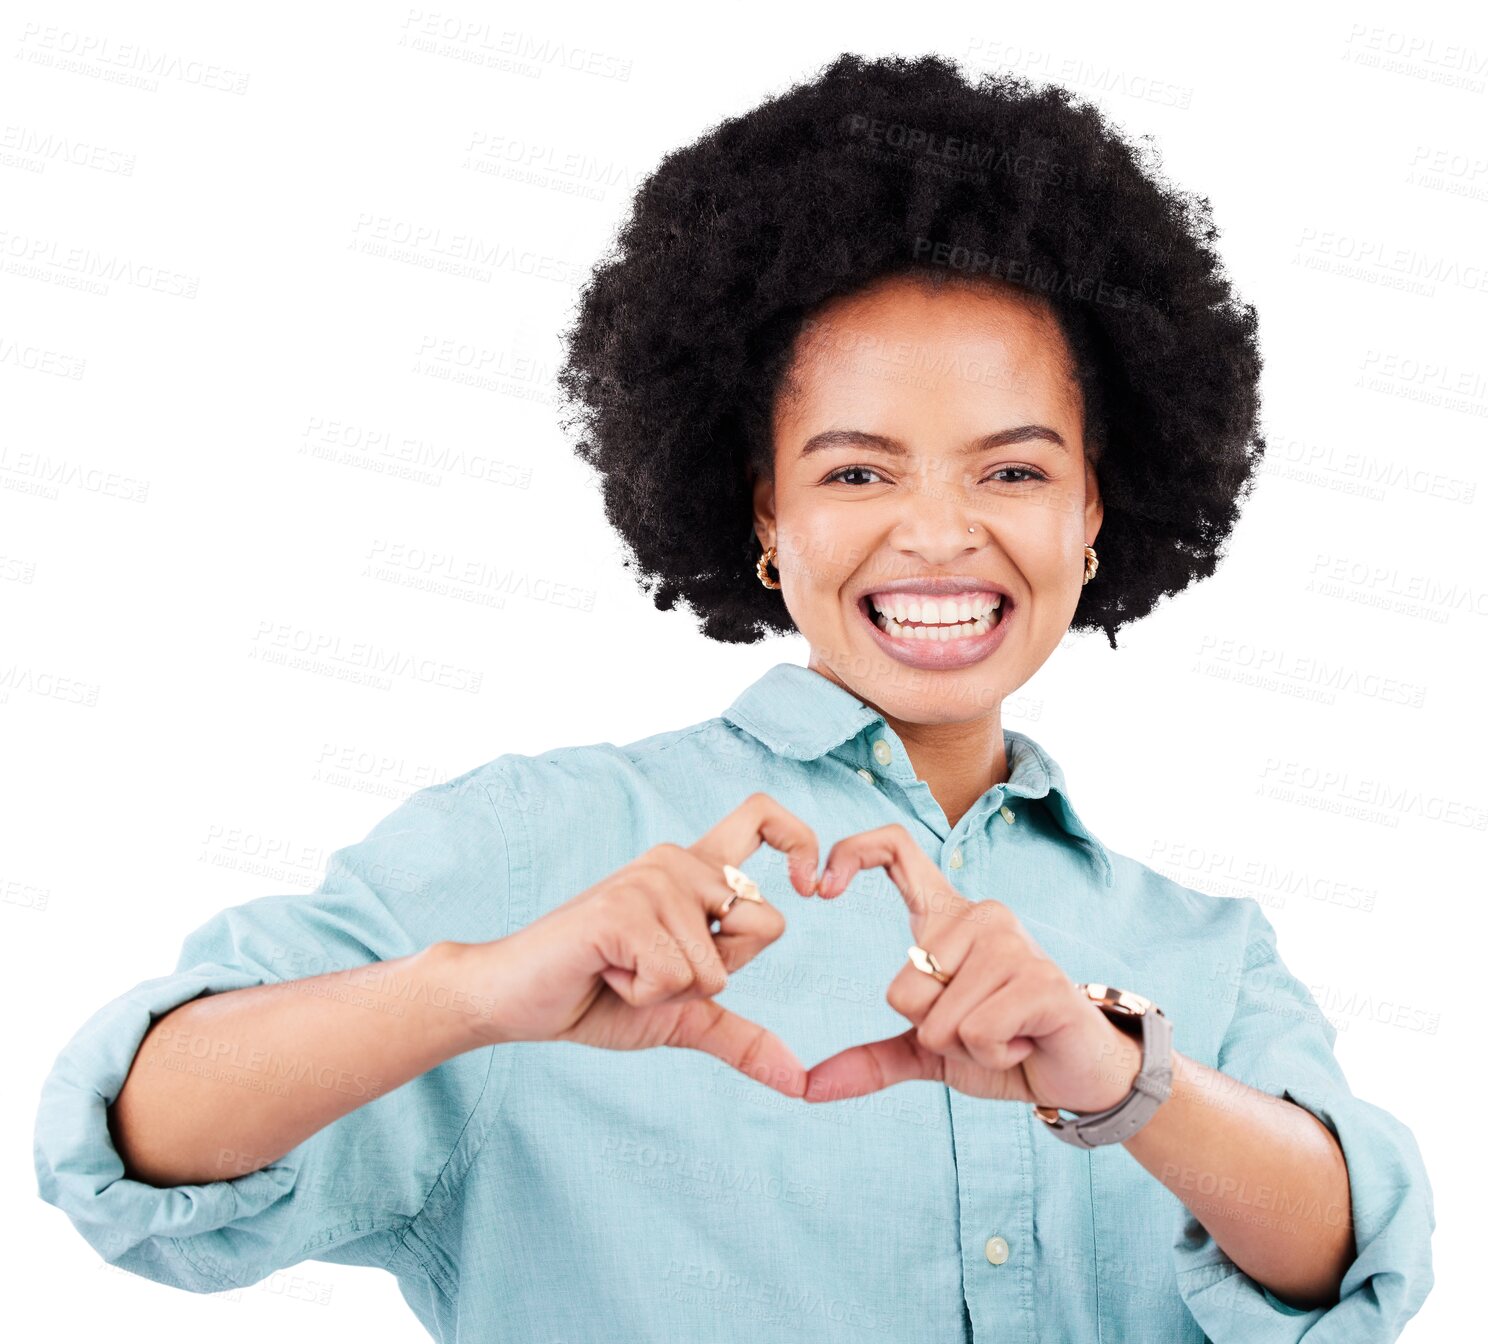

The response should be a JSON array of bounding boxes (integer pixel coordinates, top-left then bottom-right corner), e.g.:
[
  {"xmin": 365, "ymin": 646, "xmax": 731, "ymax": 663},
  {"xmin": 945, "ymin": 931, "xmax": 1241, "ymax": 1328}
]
[{"xmin": 803, "ymin": 823, "xmax": 1142, "ymax": 1109}]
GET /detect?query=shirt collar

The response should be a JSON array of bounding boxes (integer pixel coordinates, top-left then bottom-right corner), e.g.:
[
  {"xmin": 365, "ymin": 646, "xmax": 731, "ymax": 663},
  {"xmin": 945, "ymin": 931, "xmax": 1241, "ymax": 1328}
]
[{"xmin": 721, "ymin": 660, "xmax": 1114, "ymax": 887}]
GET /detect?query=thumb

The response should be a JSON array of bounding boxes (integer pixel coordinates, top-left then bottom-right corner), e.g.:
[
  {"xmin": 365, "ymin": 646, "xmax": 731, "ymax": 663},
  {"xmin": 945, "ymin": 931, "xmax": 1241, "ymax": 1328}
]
[
  {"xmin": 803, "ymin": 1027, "xmax": 942, "ymax": 1103},
  {"xmin": 666, "ymin": 998, "xmax": 807, "ymax": 1099}
]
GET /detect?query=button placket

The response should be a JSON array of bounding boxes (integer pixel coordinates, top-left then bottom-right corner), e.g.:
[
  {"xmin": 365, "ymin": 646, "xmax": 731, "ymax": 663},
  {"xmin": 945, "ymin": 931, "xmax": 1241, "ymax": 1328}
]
[
  {"xmin": 851, "ymin": 725, "xmax": 953, "ymax": 840},
  {"xmin": 947, "ymin": 1088, "xmax": 1036, "ymax": 1338}
]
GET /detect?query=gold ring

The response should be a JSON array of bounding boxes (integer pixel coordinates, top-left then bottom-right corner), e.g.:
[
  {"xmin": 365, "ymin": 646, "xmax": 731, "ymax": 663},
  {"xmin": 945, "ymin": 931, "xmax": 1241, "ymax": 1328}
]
[
  {"xmin": 908, "ymin": 944, "xmax": 952, "ymax": 984},
  {"xmin": 720, "ymin": 863, "xmax": 764, "ymax": 916}
]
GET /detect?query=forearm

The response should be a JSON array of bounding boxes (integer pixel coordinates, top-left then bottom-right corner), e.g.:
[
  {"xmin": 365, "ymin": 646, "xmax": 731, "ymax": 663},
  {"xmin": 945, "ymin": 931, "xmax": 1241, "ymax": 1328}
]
[
  {"xmin": 1108, "ymin": 1039, "xmax": 1356, "ymax": 1309},
  {"xmin": 108, "ymin": 940, "xmax": 491, "ymax": 1187}
]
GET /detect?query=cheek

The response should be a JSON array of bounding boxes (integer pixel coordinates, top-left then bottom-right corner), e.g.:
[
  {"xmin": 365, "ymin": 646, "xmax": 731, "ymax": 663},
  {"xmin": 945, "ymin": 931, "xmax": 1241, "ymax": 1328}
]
[
  {"xmin": 996, "ymin": 520, "xmax": 1059, "ymax": 576},
  {"xmin": 1002, "ymin": 495, "xmax": 1084, "ymax": 571},
  {"xmin": 777, "ymin": 507, "xmax": 864, "ymax": 594}
]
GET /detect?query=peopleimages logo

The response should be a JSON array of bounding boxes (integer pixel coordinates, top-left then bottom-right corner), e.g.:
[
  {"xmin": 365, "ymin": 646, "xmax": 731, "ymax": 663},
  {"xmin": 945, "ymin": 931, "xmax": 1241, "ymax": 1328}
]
[
  {"xmin": 840, "ymin": 113, "xmax": 1076, "ymax": 186},
  {"xmin": 911, "ymin": 236, "xmax": 1135, "ymax": 310}
]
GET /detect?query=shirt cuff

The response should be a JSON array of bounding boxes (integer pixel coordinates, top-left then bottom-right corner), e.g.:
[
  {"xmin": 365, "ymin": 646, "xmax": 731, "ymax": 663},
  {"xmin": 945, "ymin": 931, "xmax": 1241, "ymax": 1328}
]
[
  {"xmin": 1171, "ymin": 1082, "xmax": 1435, "ymax": 1343},
  {"xmin": 34, "ymin": 966, "xmax": 299, "ymax": 1288}
]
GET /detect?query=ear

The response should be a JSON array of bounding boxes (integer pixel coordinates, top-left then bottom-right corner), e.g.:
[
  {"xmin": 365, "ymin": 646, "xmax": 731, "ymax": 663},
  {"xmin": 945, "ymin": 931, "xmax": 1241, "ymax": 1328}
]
[
  {"xmin": 750, "ymin": 466, "xmax": 776, "ymax": 550},
  {"xmin": 1084, "ymin": 456, "xmax": 1103, "ymax": 547}
]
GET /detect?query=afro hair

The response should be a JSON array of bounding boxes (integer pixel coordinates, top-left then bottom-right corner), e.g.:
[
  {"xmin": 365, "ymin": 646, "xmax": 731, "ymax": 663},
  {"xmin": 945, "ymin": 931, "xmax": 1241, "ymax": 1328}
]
[{"xmin": 556, "ymin": 52, "xmax": 1265, "ymax": 650}]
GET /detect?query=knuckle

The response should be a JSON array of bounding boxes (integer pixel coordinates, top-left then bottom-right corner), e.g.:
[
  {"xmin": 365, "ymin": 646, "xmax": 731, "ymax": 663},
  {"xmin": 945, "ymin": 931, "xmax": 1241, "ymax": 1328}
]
[
  {"xmin": 1036, "ymin": 959, "xmax": 1069, "ymax": 992},
  {"xmin": 974, "ymin": 899, "xmax": 1011, "ymax": 928},
  {"xmin": 608, "ymin": 865, "xmax": 660, "ymax": 903},
  {"xmin": 639, "ymin": 976, "xmax": 676, "ymax": 1006},
  {"xmin": 591, "ymin": 881, "xmax": 634, "ymax": 919},
  {"xmin": 942, "ymin": 894, "xmax": 975, "ymax": 923},
  {"xmin": 959, "ymin": 1017, "xmax": 997, "ymax": 1051},
  {"xmin": 652, "ymin": 949, "xmax": 693, "ymax": 988},
  {"xmin": 916, "ymin": 1019, "xmax": 950, "ymax": 1053}
]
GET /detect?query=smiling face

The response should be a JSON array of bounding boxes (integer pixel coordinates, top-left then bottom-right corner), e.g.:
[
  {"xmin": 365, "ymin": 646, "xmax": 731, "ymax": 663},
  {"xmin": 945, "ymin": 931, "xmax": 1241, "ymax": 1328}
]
[{"xmin": 751, "ymin": 270, "xmax": 1103, "ymax": 726}]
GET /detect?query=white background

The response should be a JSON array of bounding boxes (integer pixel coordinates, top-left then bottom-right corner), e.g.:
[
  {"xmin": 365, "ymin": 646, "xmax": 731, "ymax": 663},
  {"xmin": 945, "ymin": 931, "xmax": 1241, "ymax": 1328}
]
[{"xmin": 4, "ymin": 1, "xmax": 1481, "ymax": 1339}]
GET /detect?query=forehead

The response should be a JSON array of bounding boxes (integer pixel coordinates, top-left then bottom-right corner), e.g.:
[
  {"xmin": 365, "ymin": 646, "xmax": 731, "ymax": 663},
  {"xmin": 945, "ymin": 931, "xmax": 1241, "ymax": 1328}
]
[{"xmin": 775, "ymin": 273, "xmax": 1082, "ymax": 433}]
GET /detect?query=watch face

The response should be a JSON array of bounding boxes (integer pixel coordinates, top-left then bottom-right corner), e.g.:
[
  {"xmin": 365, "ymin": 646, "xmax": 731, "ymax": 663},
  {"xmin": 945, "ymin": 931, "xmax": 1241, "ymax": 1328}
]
[
  {"xmin": 1111, "ymin": 987, "xmax": 1154, "ymax": 1015},
  {"xmin": 1088, "ymin": 984, "xmax": 1159, "ymax": 1018}
]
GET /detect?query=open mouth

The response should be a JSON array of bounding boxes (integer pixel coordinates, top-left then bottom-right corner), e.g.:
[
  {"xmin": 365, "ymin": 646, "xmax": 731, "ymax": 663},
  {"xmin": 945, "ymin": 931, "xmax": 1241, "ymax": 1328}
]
[{"xmin": 860, "ymin": 592, "xmax": 1007, "ymax": 642}]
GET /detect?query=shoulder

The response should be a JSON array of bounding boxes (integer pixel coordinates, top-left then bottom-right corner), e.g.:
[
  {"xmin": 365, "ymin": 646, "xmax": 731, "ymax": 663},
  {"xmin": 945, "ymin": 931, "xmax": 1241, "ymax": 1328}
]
[
  {"xmin": 443, "ymin": 714, "xmax": 775, "ymax": 923},
  {"xmin": 1105, "ymin": 844, "xmax": 1262, "ymax": 944},
  {"xmin": 468, "ymin": 712, "xmax": 774, "ymax": 806},
  {"xmin": 448, "ymin": 712, "xmax": 777, "ymax": 852}
]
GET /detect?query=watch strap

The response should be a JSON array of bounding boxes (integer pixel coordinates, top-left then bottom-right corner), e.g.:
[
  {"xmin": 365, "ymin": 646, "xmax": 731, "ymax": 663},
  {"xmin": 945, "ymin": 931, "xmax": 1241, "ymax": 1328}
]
[{"xmin": 1034, "ymin": 989, "xmax": 1174, "ymax": 1149}]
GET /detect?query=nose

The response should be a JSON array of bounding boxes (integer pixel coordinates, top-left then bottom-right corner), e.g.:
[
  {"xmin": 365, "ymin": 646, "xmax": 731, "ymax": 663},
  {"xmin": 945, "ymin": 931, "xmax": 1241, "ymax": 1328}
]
[{"xmin": 889, "ymin": 496, "xmax": 986, "ymax": 567}]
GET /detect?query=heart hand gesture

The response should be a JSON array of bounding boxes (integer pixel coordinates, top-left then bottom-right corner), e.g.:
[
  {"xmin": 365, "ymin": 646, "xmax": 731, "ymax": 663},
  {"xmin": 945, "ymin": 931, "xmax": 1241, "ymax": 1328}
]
[{"xmin": 802, "ymin": 824, "xmax": 1140, "ymax": 1110}]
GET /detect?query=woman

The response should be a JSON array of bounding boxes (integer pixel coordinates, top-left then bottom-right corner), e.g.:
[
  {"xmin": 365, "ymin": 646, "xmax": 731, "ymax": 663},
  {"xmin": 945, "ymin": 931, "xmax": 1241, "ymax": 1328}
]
[{"xmin": 35, "ymin": 53, "xmax": 1433, "ymax": 1342}]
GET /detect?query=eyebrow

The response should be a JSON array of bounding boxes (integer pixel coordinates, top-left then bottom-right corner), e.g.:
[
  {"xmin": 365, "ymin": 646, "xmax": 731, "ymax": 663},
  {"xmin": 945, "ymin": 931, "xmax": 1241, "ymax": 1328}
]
[{"xmin": 798, "ymin": 426, "xmax": 1070, "ymax": 458}]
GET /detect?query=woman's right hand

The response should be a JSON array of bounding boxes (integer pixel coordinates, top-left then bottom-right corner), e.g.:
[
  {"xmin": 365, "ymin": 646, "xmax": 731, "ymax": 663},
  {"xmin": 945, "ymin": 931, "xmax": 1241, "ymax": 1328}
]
[{"xmin": 464, "ymin": 793, "xmax": 821, "ymax": 1097}]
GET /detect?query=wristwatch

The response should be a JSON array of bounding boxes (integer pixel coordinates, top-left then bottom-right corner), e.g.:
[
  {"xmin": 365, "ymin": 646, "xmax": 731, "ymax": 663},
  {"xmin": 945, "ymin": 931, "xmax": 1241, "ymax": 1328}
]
[{"xmin": 1032, "ymin": 983, "xmax": 1173, "ymax": 1149}]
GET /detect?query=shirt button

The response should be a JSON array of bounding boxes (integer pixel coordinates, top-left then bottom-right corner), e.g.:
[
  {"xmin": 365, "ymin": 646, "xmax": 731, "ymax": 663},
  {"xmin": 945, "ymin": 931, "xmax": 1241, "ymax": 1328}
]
[
  {"xmin": 856, "ymin": 768, "xmax": 876, "ymax": 784},
  {"xmin": 999, "ymin": 804, "xmax": 1016, "ymax": 824},
  {"xmin": 948, "ymin": 847, "xmax": 963, "ymax": 869},
  {"xmin": 872, "ymin": 739, "xmax": 892, "ymax": 766},
  {"xmin": 984, "ymin": 1235, "xmax": 1010, "ymax": 1265}
]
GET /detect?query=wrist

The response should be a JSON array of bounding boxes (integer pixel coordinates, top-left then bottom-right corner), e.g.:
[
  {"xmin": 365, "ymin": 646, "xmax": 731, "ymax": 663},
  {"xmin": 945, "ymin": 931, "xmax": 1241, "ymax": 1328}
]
[
  {"xmin": 1083, "ymin": 1023, "xmax": 1144, "ymax": 1113},
  {"xmin": 1036, "ymin": 984, "xmax": 1175, "ymax": 1149},
  {"xmin": 416, "ymin": 939, "xmax": 513, "ymax": 1053}
]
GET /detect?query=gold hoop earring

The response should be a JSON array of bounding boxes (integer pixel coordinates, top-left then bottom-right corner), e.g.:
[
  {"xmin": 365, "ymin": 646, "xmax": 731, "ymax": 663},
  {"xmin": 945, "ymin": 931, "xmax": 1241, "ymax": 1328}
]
[
  {"xmin": 1083, "ymin": 546, "xmax": 1099, "ymax": 585},
  {"xmin": 757, "ymin": 544, "xmax": 782, "ymax": 590}
]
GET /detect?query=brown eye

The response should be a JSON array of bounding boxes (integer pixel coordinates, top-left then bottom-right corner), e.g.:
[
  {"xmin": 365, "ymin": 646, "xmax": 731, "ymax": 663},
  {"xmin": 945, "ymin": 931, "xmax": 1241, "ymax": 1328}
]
[{"xmin": 824, "ymin": 465, "xmax": 885, "ymax": 486}]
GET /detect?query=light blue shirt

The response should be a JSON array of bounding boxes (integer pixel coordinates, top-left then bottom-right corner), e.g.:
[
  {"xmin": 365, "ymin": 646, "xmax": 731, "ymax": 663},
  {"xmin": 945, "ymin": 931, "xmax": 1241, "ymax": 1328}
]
[{"xmin": 34, "ymin": 660, "xmax": 1434, "ymax": 1341}]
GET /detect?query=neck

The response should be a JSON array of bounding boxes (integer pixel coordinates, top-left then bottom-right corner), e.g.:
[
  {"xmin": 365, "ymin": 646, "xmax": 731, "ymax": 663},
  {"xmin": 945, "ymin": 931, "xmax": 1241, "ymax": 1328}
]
[
  {"xmin": 883, "ymin": 709, "xmax": 1008, "ymax": 829},
  {"xmin": 808, "ymin": 655, "xmax": 1008, "ymax": 829}
]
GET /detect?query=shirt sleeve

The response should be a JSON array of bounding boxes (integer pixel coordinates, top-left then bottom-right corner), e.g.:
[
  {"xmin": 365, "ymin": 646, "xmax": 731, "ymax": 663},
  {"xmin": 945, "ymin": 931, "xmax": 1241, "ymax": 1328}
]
[
  {"xmin": 1171, "ymin": 897, "xmax": 1436, "ymax": 1342},
  {"xmin": 32, "ymin": 764, "xmax": 520, "ymax": 1294}
]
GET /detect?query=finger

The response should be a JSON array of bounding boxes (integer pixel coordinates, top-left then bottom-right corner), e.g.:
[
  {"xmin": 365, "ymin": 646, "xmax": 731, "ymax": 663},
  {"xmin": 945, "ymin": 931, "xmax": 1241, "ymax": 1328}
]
[
  {"xmin": 656, "ymin": 845, "xmax": 788, "ymax": 974},
  {"xmin": 619, "ymin": 922, "xmax": 700, "ymax": 1008},
  {"xmin": 667, "ymin": 997, "xmax": 808, "ymax": 1098},
  {"xmin": 815, "ymin": 824, "xmax": 953, "ymax": 927},
  {"xmin": 657, "ymin": 902, "xmax": 729, "ymax": 999},
  {"xmin": 882, "ymin": 948, "xmax": 957, "ymax": 1028},
  {"xmin": 689, "ymin": 792, "xmax": 821, "ymax": 898},
  {"xmin": 912, "ymin": 944, "xmax": 1013, "ymax": 1065},
  {"xmin": 598, "ymin": 916, "xmax": 726, "ymax": 1012},
  {"xmin": 803, "ymin": 1027, "xmax": 941, "ymax": 1103},
  {"xmin": 709, "ymin": 896, "xmax": 787, "ymax": 974},
  {"xmin": 957, "ymin": 974, "xmax": 1063, "ymax": 1072}
]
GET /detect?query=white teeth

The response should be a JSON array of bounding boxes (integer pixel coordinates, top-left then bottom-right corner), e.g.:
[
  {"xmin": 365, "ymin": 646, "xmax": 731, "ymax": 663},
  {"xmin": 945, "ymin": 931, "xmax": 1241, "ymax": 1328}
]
[
  {"xmin": 868, "ymin": 590, "xmax": 1002, "ymax": 625},
  {"xmin": 868, "ymin": 604, "xmax": 1000, "ymax": 641}
]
